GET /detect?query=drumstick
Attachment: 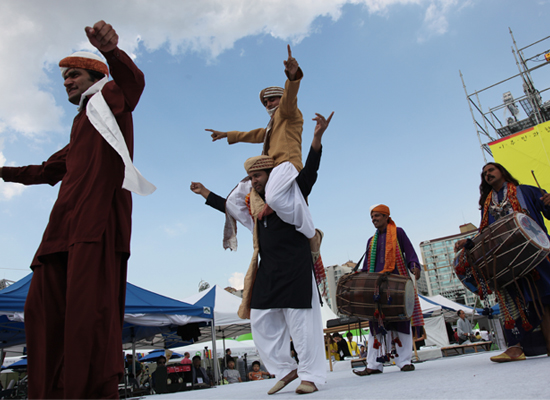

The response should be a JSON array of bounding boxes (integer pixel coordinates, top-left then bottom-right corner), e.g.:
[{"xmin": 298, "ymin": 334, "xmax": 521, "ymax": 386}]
[
  {"xmin": 531, "ymin": 170, "xmax": 545, "ymax": 194},
  {"xmin": 412, "ymin": 271, "xmax": 419, "ymax": 362},
  {"xmin": 413, "ymin": 333, "xmax": 419, "ymax": 362},
  {"xmin": 326, "ymin": 334, "xmax": 333, "ymax": 372}
]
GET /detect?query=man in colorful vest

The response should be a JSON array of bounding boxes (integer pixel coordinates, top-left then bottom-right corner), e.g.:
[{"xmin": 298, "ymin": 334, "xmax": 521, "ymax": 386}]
[
  {"xmin": 455, "ymin": 162, "xmax": 550, "ymax": 362},
  {"xmin": 353, "ymin": 204, "xmax": 423, "ymax": 376}
]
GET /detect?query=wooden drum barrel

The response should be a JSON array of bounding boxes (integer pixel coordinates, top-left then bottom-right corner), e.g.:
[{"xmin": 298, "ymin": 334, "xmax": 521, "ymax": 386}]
[{"xmin": 336, "ymin": 272, "xmax": 414, "ymax": 322}]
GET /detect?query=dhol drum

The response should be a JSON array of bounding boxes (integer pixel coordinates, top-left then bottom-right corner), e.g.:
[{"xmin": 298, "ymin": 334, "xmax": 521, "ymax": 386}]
[
  {"xmin": 454, "ymin": 212, "xmax": 550, "ymax": 294},
  {"xmin": 336, "ymin": 272, "xmax": 415, "ymax": 321}
]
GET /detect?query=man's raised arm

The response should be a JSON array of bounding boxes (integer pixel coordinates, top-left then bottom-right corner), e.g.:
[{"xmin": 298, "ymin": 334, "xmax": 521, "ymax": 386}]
[
  {"xmin": 87, "ymin": 21, "xmax": 145, "ymax": 111},
  {"xmin": 190, "ymin": 181, "xmax": 226, "ymax": 213},
  {"xmin": 296, "ymin": 112, "xmax": 333, "ymax": 197},
  {"xmin": 311, "ymin": 112, "xmax": 333, "ymax": 152}
]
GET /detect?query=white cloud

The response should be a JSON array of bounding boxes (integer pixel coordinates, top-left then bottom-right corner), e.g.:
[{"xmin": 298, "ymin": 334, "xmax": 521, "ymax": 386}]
[
  {"xmin": 0, "ymin": 181, "xmax": 25, "ymax": 201},
  {"xmin": 0, "ymin": 0, "xmax": 462, "ymax": 141},
  {"xmin": 229, "ymin": 272, "xmax": 245, "ymax": 290},
  {"xmin": 352, "ymin": 0, "xmax": 421, "ymax": 14},
  {"xmin": 417, "ymin": 0, "xmax": 464, "ymax": 42},
  {"xmin": 162, "ymin": 222, "xmax": 188, "ymax": 237},
  {"xmin": 0, "ymin": 142, "xmax": 25, "ymax": 200}
]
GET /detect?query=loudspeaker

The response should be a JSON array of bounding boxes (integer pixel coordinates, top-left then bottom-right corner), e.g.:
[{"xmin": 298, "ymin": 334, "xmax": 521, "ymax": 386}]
[{"xmin": 166, "ymin": 364, "xmax": 192, "ymax": 393}]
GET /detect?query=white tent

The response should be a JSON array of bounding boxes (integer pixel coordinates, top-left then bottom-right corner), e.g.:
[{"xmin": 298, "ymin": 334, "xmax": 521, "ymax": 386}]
[
  {"xmin": 421, "ymin": 295, "xmax": 480, "ymax": 321},
  {"xmin": 170, "ymin": 339, "xmax": 259, "ymax": 360},
  {"xmin": 426, "ymin": 295, "xmax": 477, "ymax": 313},
  {"xmin": 423, "ymin": 315, "xmax": 450, "ymax": 347},
  {"xmin": 418, "ymin": 296, "xmax": 443, "ymax": 315},
  {"xmin": 321, "ymin": 300, "xmax": 339, "ymax": 326},
  {"xmin": 416, "ymin": 296, "xmax": 450, "ymax": 348},
  {"xmin": 179, "ymin": 288, "xmax": 337, "ymax": 376},
  {"xmin": 181, "ymin": 285, "xmax": 251, "ymax": 342},
  {"xmin": 182, "ymin": 286, "xmax": 339, "ymax": 341},
  {"xmin": 422, "ymin": 294, "xmax": 506, "ymax": 348}
]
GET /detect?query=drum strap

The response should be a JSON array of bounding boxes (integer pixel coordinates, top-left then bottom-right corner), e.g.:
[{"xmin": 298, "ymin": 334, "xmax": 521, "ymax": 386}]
[
  {"xmin": 513, "ymin": 278, "xmax": 526, "ymax": 311},
  {"xmin": 489, "ymin": 228, "xmax": 499, "ymax": 297},
  {"xmin": 511, "ymin": 282, "xmax": 534, "ymax": 332},
  {"xmin": 336, "ymin": 253, "xmax": 366, "ymax": 294},
  {"xmin": 523, "ymin": 275, "xmax": 543, "ymax": 320},
  {"xmin": 352, "ymin": 252, "xmax": 367, "ymax": 273},
  {"xmin": 508, "ymin": 248, "xmax": 529, "ymax": 313},
  {"xmin": 471, "ymin": 239, "xmax": 492, "ymax": 299}
]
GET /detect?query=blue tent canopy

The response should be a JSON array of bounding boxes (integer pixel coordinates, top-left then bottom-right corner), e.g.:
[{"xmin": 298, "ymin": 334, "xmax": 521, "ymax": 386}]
[
  {"xmin": 124, "ymin": 280, "xmax": 212, "ymax": 317},
  {"xmin": 6, "ymin": 357, "xmax": 27, "ymax": 370},
  {"xmin": 0, "ymin": 274, "xmax": 32, "ymax": 310},
  {"xmin": 138, "ymin": 349, "xmax": 184, "ymax": 362},
  {"xmin": 0, "ymin": 273, "xmax": 214, "ymax": 349}
]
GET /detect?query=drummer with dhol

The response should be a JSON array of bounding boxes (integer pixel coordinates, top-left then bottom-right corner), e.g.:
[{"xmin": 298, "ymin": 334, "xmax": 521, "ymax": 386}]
[
  {"xmin": 455, "ymin": 163, "xmax": 550, "ymax": 362},
  {"xmin": 353, "ymin": 204, "xmax": 424, "ymax": 376}
]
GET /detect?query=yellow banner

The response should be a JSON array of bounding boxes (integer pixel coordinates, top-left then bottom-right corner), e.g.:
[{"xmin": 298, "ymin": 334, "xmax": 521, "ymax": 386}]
[{"xmin": 489, "ymin": 120, "xmax": 550, "ymax": 231}]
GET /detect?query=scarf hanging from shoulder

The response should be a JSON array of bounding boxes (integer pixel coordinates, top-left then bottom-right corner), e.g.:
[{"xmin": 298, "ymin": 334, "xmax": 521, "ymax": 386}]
[
  {"xmin": 367, "ymin": 220, "xmax": 400, "ymax": 274},
  {"xmin": 480, "ymin": 183, "xmax": 522, "ymax": 230},
  {"xmin": 366, "ymin": 222, "xmax": 424, "ymax": 327},
  {"xmin": 237, "ymin": 188, "xmax": 266, "ymax": 319},
  {"xmin": 223, "ymin": 177, "xmax": 250, "ymax": 252},
  {"xmin": 313, "ymin": 252, "xmax": 328, "ymax": 300},
  {"xmin": 81, "ymin": 77, "xmax": 156, "ymax": 196},
  {"xmin": 262, "ymin": 112, "xmax": 276, "ymax": 156}
]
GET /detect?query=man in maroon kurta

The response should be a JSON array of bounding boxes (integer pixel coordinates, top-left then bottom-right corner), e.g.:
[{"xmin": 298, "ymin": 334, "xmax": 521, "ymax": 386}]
[{"xmin": 0, "ymin": 21, "xmax": 145, "ymax": 399}]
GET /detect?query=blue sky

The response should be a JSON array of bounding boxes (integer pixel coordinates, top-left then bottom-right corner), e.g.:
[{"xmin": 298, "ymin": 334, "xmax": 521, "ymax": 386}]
[{"xmin": 0, "ymin": 0, "xmax": 549, "ymax": 300}]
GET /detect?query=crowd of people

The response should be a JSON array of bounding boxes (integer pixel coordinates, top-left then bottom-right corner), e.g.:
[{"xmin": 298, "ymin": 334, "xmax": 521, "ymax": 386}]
[
  {"xmin": 126, "ymin": 315, "xmax": 496, "ymax": 394},
  {"xmin": 147, "ymin": 350, "xmax": 276, "ymax": 390},
  {"xmin": 326, "ymin": 332, "xmax": 362, "ymax": 361}
]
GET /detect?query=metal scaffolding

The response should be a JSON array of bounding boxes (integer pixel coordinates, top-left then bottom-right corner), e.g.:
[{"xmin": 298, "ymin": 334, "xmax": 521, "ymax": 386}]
[{"xmin": 460, "ymin": 29, "xmax": 550, "ymax": 162}]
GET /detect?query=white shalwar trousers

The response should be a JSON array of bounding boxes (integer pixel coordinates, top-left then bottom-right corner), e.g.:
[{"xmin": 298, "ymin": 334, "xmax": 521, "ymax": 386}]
[
  {"xmin": 225, "ymin": 162, "xmax": 315, "ymax": 238},
  {"xmin": 250, "ymin": 276, "xmax": 326, "ymax": 386},
  {"xmin": 366, "ymin": 326, "xmax": 413, "ymax": 371}
]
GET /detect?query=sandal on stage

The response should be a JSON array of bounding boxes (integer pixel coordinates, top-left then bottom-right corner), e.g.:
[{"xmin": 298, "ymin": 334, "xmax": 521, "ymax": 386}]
[
  {"xmin": 267, "ymin": 369, "xmax": 298, "ymax": 395},
  {"xmin": 400, "ymin": 364, "xmax": 415, "ymax": 372},
  {"xmin": 295, "ymin": 381, "xmax": 318, "ymax": 395},
  {"xmin": 352, "ymin": 368, "xmax": 382, "ymax": 376},
  {"xmin": 490, "ymin": 349, "xmax": 526, "ymax": 363}
]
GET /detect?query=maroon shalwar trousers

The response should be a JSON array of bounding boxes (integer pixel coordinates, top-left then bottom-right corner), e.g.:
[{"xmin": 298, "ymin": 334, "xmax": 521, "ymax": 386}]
[{"xmin": 24, "ymin": 230, "xmax": 128, "ymax": 399}]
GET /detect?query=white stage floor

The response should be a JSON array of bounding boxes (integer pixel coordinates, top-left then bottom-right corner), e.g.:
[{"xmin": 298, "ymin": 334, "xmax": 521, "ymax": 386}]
[{"xmin": 145, "ymin": 351, "xmax": 548, "ymax": 400}]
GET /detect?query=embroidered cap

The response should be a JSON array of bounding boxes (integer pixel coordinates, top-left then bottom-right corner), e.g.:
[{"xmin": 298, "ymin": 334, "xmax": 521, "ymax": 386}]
[
  {"xmin": 259, "ymin": 86, "xmax": 284, "ymax": 105},
  {"xmin": 244, "ymin": 155, "xmax": 274, "ymax": 173},
  {"xmin": 59, "ymin": 51, "xmax": 109, "ymax": 77}
]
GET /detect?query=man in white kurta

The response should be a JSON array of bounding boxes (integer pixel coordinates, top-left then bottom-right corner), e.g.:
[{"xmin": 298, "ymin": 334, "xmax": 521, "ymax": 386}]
[{"xmin": 191, "ymin": 112, "xmax": 333, "ymax": 394}]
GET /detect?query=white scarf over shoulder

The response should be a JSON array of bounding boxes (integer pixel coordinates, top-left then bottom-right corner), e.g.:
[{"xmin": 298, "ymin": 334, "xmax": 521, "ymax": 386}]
[{"xmin": 78, "ymin": 78, "xmax": 156, "ymax": 196}]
